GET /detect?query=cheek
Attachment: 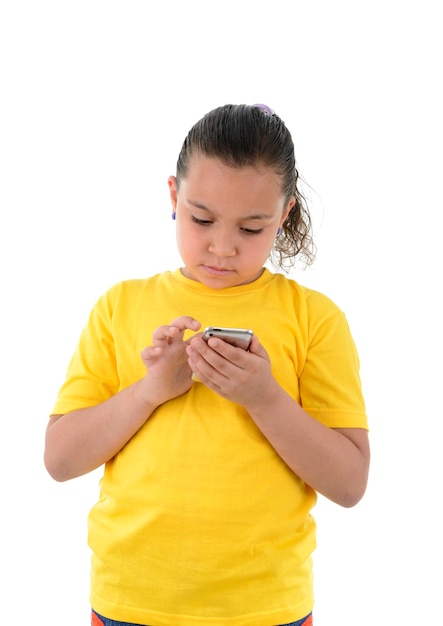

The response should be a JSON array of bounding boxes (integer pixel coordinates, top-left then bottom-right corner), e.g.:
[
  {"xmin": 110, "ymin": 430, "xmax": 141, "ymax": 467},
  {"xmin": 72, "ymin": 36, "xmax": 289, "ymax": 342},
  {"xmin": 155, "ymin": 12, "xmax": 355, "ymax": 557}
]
[
  {"xmin": 176, "ymin": 224, "xmax": 201, "ymax": 255},
  {"xmin": 242, "ymin": 238, "xmax": 274, "ymax": 265},
  {"xmin": 254, "ymin": 232, "xmax": 276, "ymax": 252}
]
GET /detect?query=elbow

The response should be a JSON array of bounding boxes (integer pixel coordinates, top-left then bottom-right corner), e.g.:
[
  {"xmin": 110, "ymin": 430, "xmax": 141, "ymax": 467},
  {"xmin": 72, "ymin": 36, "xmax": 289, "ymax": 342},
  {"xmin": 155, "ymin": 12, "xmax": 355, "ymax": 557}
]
[
  {"xmin": 337, "ymin": 436, "xmax": 370, "ymax": 508},
  {"xmin": 338, "ymin": 484, "xmax": 367, "ymax": 508},
  {"xmin": 316, "ymin": 473, "xmax": 368, "ymax": 508},
  {"xmin": 337, "ymin": 471, "xmax": 369, "ymax": 508},
  {"xmin": 44, "ymin": 452, "xmax": 72, "ymax": 482},
  {"xmin": 44, "ymin": 415, "xmax": 77, "ymax": 482}
]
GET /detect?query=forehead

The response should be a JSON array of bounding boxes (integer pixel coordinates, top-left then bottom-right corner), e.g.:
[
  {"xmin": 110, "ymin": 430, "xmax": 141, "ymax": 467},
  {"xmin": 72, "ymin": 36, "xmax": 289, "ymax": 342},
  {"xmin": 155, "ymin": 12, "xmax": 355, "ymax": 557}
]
[{"xmin": 180, "ymin": 155, "xmax": 284, "ymax": 197}]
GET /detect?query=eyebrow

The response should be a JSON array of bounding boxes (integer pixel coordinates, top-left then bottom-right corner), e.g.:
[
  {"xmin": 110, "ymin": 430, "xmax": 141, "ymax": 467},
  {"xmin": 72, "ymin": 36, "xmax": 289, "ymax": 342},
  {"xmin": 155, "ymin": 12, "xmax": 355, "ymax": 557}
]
[{"xmin": 187, "ymin": 200, "xmax": 274, "ymax": 221}]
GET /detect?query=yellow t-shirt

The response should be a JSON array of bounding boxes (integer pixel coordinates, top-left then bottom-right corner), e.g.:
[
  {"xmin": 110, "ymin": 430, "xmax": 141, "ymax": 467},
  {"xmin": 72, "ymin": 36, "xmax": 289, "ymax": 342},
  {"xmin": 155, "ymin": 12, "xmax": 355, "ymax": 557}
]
[{"xmin": 52, "ymin": 268, "xmax": 367, "ymax": 626}]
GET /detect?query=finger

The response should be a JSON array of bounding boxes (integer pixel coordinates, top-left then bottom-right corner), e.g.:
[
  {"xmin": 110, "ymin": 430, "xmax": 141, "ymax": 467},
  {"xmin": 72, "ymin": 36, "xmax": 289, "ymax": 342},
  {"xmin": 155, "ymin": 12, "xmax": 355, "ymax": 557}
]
[
  {"xmin": 187, "ymin": 338, "xmax": 243, "ymax": 380},
  {"xmin": 140, "ymin": 345, "xmax": 162, "ymax": 363},
  {"xmin": 169, "ymin": 316, "xmax": 201, "ymax": 332},
  {"xmin": 151, "ymin": 318, "xmax": 201, "ymax": 348},
  {"xmin": 247, "ymin": 335, "xmax": 268, "ymax": 359},
  {"xmin": 188, "ymin": 344, "xmax": 251, "ymax": 397},
  {"xmin": 198, "ymin": 336, "xmax": 250, "ymax": 367},
  {"xmin": 151, "ymin": 324, "xmax": 181, "ymax": 346},
  {"xmin": 187, "ymin": 348, "xmax": 227, "ymax": 390},
  {"xmin": 184, "ymin": 331, "xmax": 204, "ymax": 346}
]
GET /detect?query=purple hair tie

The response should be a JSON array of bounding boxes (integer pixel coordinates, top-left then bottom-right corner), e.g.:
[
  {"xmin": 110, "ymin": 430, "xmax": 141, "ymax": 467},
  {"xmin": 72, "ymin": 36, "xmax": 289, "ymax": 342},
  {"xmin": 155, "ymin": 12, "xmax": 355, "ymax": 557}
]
[{"xmin": 252, "ymin": 103, "xmax": 274, "ymax": 115}]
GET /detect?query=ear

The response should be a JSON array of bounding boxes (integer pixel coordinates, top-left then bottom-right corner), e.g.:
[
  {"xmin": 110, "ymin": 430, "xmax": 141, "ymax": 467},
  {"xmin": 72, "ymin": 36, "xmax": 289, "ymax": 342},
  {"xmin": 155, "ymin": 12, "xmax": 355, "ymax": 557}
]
[
  {"xmin": 168, "ymin": 176, "xmax": 178, "ymax": 211},
  {"xmin": 280, "ymin": 196, "xmax": 296, "ymax": 227}
]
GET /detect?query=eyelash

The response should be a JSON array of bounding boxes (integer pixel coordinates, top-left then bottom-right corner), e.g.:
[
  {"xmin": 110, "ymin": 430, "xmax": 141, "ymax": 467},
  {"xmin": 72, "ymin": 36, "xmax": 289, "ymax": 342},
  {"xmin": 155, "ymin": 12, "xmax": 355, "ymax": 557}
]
[{"xmin": 191, "ymin": 216, "xmax": 264, "ymax": 235}]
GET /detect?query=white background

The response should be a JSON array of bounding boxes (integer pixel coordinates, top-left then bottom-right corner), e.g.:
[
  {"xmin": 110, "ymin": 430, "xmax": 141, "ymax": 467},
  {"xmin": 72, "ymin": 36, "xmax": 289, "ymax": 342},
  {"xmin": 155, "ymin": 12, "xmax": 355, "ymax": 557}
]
[{"xmin": 1, "ymin": 1, "xmax": 441, "ymax": 624}]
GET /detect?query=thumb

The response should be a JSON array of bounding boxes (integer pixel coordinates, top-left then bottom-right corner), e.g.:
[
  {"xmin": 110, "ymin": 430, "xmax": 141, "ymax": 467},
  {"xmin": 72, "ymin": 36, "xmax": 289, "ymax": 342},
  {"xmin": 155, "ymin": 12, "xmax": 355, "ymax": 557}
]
[{"xmin": 248, "ymin": 335, "xmax": 269, "ymax": 360}]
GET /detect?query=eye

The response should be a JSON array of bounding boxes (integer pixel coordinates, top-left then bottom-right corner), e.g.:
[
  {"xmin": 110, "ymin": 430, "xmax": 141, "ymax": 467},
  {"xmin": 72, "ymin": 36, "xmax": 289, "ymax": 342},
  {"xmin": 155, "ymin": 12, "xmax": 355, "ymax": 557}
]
[
  {"xmin": 241, "ymin": 227, "xmax": 264, "ymax": 235},
  {"xmin": 192, "ymin": 216, "xmax": 213, "ymax": 226}
]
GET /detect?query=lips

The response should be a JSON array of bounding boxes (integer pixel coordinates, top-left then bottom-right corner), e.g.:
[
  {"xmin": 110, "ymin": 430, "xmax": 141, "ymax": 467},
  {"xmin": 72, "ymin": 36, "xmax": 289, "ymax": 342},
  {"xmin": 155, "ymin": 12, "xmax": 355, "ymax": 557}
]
[{"xmin": 204, "ymin": 265, "xmax": 234, "ymax": 276}]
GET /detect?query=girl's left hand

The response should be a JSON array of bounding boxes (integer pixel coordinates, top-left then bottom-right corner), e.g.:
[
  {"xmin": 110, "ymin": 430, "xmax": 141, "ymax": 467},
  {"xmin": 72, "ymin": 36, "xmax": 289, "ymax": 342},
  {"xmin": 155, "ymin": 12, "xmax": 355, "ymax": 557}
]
[{"xmin": 186, "ymin": 334, "xmax": 277, "ymax": 408}]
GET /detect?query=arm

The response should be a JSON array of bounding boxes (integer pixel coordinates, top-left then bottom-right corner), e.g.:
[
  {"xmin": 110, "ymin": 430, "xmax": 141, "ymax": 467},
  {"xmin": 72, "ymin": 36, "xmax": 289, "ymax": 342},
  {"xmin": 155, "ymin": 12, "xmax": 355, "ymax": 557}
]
[
  {"xmin": 45, "ymin": 317, "xmax": 201, "ymax": 482},
  {"xmin": 186, "ymin": 335, "xmax": 369, "ymax": 508},
  {"xmin": 242, "ymin": 384, "xmax": 369, "ymax": 508}
]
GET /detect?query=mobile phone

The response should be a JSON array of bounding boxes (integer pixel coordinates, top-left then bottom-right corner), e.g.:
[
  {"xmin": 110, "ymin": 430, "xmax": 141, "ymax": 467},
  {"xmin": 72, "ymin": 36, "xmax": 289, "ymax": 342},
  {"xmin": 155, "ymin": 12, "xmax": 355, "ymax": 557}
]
[{"xmin": 203, "ymin": 326, "xmax": 254, "ymax": 350}]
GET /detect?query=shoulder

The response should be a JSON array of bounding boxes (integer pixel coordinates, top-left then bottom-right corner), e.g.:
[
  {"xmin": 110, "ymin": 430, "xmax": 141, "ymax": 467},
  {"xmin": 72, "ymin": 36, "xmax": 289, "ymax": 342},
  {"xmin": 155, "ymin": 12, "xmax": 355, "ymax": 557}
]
[
  {"xmin": 96, "ymin": 272, "xmax": 172, "ymax": 306},
  {"xmin": 270, "ymin": 272, "xmax": 343, "ymax": 318},
  {"xmin": 303, "ymin": 285, "xmax": 344, "ymax": 322},
  {"xmin": 269, "ymin": 274, "xmax": 353, "ymax": 351}
]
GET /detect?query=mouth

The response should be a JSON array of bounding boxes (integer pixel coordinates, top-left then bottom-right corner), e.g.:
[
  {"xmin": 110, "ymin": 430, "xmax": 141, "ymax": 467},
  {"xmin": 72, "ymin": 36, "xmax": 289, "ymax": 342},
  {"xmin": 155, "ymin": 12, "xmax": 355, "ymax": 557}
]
[{"xmin": 203, "ymin": 265, "xmax": 234, "ymax": 276}]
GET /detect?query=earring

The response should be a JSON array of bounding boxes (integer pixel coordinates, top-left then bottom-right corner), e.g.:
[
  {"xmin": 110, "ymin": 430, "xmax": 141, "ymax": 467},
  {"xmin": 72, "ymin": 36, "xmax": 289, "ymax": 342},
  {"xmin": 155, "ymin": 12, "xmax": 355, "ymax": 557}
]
[
  {"xmin": 277, "ymin": 227, "xmax": 281, "ymax": 236},
  {"xmin": 171, "ymin": 212, "xmax": 176, "ymax": 220}
]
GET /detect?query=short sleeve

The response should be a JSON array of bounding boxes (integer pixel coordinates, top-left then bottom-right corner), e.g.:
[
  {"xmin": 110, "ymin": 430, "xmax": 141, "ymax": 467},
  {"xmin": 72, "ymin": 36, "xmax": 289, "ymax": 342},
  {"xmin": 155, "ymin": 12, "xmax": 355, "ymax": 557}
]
[
  {"xmin": 51, "ymin": 286, "xmax": 121, "ymax": 415},
  {"xmin": 299, "ymin": 290, "xmax": 368, "ymax": 430}
]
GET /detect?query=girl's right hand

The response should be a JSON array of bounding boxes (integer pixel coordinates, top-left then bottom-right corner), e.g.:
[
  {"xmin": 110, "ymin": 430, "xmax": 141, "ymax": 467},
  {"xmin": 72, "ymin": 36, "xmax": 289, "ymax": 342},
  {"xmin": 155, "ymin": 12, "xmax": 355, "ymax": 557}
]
[
  {"xmin": 45, "ymin": 315, "xmax": 200, "ymax": 481},
  {"xmin": 140, "ymin": 316, "xmax": 201, "ymax": 407}
]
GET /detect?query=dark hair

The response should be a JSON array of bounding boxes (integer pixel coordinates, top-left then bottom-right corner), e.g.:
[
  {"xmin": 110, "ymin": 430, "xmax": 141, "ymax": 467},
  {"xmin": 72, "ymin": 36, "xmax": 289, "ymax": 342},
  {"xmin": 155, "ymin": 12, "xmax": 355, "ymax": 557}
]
[{"xmin": 176, "ymin": 104, "xmax": 315, "ymax": 270}]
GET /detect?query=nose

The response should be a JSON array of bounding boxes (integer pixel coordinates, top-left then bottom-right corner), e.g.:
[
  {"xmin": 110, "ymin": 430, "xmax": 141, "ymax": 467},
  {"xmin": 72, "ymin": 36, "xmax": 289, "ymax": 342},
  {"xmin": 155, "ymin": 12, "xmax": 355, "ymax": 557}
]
[{"xmin": 208, "ymin": 228, "xmax": 236, "ymax": 257}]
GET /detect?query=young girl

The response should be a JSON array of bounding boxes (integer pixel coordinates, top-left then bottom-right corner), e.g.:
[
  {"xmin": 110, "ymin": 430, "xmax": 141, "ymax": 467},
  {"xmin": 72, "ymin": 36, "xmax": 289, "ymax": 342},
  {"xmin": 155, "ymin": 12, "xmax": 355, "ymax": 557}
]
[{"xmin": 45, "ymin": 104, "xmax": 369, "ymax": 626}]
